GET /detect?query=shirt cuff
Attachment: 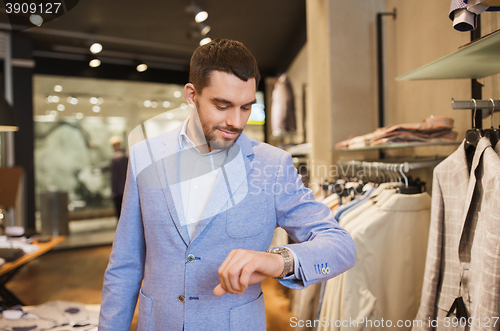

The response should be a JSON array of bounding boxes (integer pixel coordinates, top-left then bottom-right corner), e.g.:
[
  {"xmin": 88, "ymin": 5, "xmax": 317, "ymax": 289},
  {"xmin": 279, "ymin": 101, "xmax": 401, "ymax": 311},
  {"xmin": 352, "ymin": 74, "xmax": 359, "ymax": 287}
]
[{"xmin": 280, "ymin": 246, "xmax": 301, "ymax": 280}]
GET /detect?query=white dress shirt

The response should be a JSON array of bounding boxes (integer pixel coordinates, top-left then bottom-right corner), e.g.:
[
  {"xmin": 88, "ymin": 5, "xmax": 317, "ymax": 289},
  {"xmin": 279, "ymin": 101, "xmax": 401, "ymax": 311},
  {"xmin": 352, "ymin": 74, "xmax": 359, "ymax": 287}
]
[{"xmin": 178, "ymin": 118, "xmax": 228, "ymax": 241}]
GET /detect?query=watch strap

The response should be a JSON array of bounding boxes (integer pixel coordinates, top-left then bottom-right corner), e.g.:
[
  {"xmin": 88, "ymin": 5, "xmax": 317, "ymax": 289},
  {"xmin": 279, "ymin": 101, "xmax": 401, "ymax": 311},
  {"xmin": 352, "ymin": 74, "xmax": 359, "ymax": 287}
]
[{"xmin": 266, "ymin": 247, "xmax": 293, "ymax": 279}]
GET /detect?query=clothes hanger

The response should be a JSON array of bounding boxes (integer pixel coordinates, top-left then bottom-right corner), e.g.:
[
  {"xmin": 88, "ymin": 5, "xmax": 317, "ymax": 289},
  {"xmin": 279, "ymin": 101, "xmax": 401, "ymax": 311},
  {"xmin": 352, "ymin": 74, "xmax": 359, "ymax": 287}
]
[
  {"xmin": 397, "ymin": 163, "xmax": 423, "ymax": 194},
  {"xmin": 483, "ymin": 98, "xmax": 499, "ymax": 148},
  {"xmin": 465, "ymin": 98, "xmax": 483, "ymax": 149}
]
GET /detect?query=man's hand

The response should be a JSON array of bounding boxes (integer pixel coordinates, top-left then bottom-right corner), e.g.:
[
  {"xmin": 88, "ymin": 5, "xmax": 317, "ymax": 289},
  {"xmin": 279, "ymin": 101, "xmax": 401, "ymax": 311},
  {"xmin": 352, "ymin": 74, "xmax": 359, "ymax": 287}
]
[{"xmin": 213, "ymin": 249, "xmax": 293, "ymax": 296}]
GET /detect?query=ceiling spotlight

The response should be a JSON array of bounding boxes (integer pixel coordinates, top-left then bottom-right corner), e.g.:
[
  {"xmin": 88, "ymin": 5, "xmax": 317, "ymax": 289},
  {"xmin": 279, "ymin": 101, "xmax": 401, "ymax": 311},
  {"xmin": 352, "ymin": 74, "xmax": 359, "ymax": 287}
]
[
  {"xmin": 97, "ymin": 97, "xmax": 104, "ymax": 105},
  {"xmin": 52, "ymin": 95, "xmax": 60, "ymax": 103},
  {"xmin": 92, "ymin": 106, "xmax": 101, "ymax": 113},
  {"xmin": 90, "ymin": 97, "xmax": 98, "ymax": 105},
  {"xmin": 199, "ymin": 23, "xmax": 211, "ymax": 36},
  {"xmin": 136, "ymin": 63, "xmax": 148, "ymax": 72},
  {"xmin": 163, "ymin": 101, "xmax": 171, "ymax": 108},
  {"xmin": 89, "ymin": 59, "xmax": 101, "ymax": 67},
  {"xmin": 68, "ymin": 97, "xmax": 78, "ymax": 105},
  {"xmin": 195, "ymin": 10, "xmax": 208, "ymax": 23},
  {"xmin": 186, "ymin": 2, "xmax": 208, "ymax": 23},
  {"xmin": 166, "ymin": 112, "xmax": 174, "ymax": 120},
  {"xmin": 90, "ymin": 43, "xmax": 103, "ymax": 54},
  {"xmin": 75, "ymin": 112, "xmax": 84, "ymax": 120},
  {"xmin": 29, "ymin": 14, "xmax": 43, "ymax": 27},
  {"xmin": 143, "ymin": 100, "xmax": 152, "ymax": 108},
  {"xmin": 173, "ymin": 91, "xmax": 182, "ymax": 98},
  {"xmin": 151, "ymin": 101, "xmax": 158, "ymax": 108},
  {"xmin": 50, "ymin": 110, "xmax": 58, "ymax": 117},
  {"xmin": 54, "ymin": 85, "xmax": 63, "ymax": 92},
  {"xmin": 200, "ymin": 37, "xmax": 211, "ymax": 46},
  {"xmin": 57, "ymin": 104, "xmax": 65, "ymax": 111}
]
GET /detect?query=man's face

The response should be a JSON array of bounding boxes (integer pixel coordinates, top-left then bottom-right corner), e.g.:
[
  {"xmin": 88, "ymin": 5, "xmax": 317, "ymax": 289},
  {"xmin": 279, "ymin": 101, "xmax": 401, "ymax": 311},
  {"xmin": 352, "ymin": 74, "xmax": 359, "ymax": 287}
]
[{"xmin": 188, "ymin": 71, "xmax": 256, "ymax": 150}]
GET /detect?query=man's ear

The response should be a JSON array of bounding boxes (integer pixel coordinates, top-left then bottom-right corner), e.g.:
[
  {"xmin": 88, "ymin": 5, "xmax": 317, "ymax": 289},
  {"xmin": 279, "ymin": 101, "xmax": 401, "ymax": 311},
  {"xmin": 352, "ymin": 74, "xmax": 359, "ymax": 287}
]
[{"xmin": 184, "ymin": 83, "xmax": 197, "ymax": 110}]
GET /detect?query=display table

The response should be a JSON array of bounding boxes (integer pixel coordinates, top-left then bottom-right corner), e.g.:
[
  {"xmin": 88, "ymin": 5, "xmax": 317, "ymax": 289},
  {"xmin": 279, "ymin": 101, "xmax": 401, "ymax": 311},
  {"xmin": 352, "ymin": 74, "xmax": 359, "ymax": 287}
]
[{"xmin": 0, "ymin": 236, "xmax": 65, "ymax": 307}]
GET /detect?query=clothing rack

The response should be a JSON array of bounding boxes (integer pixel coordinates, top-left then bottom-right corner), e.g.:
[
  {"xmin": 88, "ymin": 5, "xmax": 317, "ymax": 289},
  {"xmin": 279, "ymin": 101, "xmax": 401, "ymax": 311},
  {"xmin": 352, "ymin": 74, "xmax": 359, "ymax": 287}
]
[
  {"xmin": 338, "ymin": 157, "xmax": 443, "ymax": 174},
  {"xmin": 451, "ymin": 98, "xmax": 500, "ymax": 117}
]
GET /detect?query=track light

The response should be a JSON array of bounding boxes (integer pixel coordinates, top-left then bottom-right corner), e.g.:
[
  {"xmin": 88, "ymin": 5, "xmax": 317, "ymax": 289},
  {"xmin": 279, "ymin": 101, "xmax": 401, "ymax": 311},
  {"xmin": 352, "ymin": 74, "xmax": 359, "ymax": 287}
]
[
  {"xmin": 200, "ymin": 37, "xmax": 211, "ymax": 46},
  {"xmin": 199, "ymin": 23, "xmax": 211, "ymax": 36},
  {"xmin": 186, "ymin": 2, "xmax": 208, "ymax": 23},
  {"xmin": 195, "ymin": 10, "xmax": 208, "ymax": 23}
]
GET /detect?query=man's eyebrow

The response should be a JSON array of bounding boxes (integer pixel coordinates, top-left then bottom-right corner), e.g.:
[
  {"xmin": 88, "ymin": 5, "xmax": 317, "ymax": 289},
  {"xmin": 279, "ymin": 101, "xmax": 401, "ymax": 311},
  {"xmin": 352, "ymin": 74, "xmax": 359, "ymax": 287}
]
[
  {"xmin": 211, "ymin": 98, "xmax": 257, "ymax": 106},
  {"xmin": 211, "ymin": 98, "xmax": 232, "ymax": 104}
]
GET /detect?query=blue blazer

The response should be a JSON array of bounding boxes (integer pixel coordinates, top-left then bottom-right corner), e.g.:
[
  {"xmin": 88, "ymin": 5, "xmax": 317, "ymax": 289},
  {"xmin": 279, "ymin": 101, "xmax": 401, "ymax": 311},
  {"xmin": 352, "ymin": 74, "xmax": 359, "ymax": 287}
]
[{"xmin": 98, "ymin": 124, "xmax": 356, "ymax": 331}]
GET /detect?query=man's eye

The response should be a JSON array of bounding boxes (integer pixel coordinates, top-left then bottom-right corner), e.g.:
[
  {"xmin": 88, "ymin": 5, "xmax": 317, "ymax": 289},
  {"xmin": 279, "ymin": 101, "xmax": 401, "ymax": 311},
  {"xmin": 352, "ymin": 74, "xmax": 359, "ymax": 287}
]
[
  {"xmin": 242, "ymin": 107, "xmax": 251, "ymax": 111},
  {"xmin": 216, "ymin": 105, "xmax": 228, "ymax": 110}
]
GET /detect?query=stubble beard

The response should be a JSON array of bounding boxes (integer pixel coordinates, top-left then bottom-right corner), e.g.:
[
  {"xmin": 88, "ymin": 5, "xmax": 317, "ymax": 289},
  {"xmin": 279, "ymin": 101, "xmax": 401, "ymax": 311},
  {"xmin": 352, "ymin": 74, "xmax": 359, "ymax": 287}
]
[{"xmin": 196, "ymin": 101, "xmax": 243, "ymax": 150}]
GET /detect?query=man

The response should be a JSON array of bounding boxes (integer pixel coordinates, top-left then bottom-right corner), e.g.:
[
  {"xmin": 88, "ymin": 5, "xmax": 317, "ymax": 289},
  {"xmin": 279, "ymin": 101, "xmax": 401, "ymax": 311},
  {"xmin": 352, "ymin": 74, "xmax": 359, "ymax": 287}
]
[
  {"xmin": 109, "ymin": 136, "xmax": 128, "ymax": 219},
  {"xmin": 99, "ymin": 39, "xmax": 355, "ymax": 331}
]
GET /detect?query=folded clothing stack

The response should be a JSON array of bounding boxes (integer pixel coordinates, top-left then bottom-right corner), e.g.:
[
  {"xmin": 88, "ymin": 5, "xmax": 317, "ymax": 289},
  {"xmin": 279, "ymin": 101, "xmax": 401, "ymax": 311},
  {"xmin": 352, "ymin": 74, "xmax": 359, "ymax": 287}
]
[{"xmin": 335, "ymin": 116, "xmax": 457, "ymax": 149}]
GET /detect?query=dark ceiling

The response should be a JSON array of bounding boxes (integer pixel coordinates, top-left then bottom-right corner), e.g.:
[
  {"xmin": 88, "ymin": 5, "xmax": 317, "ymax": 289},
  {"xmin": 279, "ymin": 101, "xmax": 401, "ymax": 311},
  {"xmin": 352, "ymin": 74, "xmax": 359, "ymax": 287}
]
[{"xmin": 0, "ymin": 0, "xmax": 307, "ymax": 78}]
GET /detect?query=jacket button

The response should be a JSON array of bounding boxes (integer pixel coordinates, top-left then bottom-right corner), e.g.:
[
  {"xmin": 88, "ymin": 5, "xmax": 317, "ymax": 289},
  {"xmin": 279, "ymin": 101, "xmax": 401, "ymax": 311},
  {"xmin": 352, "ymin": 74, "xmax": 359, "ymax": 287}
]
[
  {"xmin": 178, "ymin": 295, "xmax": 185, "ymax": 303},
  {"xmin": 187, "ymin": 254, "xmax": 195, "ymax": 262}
]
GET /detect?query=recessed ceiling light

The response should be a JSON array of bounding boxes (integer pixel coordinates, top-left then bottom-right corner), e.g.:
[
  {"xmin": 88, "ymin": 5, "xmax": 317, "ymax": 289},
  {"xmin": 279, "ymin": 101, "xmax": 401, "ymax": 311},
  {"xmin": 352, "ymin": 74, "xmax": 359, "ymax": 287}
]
[
  {"xmin": 57, "ymin": 104, "xmax": 65, "ymax": 111},
  {"xmin": 151, "ymin": 101, "xmax": 158, "ymax": 108},
  {"xmin": 166, "ymin": 112, "xmax": 174, "ymax": 119},
  {"xmin": 92, "ymin": 106, "xmax": 101, "ymax": 113},
  {"xmin": 50, "ymin": 110, "xmax": 58, "ymax": 117},
  {"xmin": 90, "ymin": 43, "xmax": 103, "ymax": 54},
  {"xmin": 54, "ymin": 85, "xmax": 63, "ymax": 92},
  {"xmin": 89, "ymin": 59, "xmax": 101, "ymax": 67},
  {"xmin": 144, "ymin": 100, "xmax": 152, "ymax": 107},
  {"xmin": 163, "ymin": 101, "xmax": 171, "ymax": 108},
  {"xmin": 29, "ymin": 14, "xmax": 43, "ymax": 27},
  {"xmin": 173, "ymin": 91, "xmax": 182, "ymax": 98},
  {"xmin": 75, "ymin": 112, "xmax": 84, "ymax": 120},
  {"xmin": 52, "ymin": 95, "xmax": 60, "ymax": 103},
  {"xmin": 136, "ymin": 63, "xmax": 148, "ymax": 72},
  {"xmin": 90, "ymin": 97, "xmax": 98, "ymax": 105}
]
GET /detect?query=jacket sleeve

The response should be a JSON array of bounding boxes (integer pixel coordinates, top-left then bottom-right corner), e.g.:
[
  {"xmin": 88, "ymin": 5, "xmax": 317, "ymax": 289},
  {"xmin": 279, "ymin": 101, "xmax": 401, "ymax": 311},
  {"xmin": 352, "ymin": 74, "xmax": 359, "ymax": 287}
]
[
  {"xmin": 98, "ymin": 147, "xmax": 146, "ymax": 331},
  {"xmin": 413, "ymin": 170, "xmax": 444, "ymax": 330},
  {"xmin": 273, "ymin": 153, "xmax": 356, "ymax": 289}
]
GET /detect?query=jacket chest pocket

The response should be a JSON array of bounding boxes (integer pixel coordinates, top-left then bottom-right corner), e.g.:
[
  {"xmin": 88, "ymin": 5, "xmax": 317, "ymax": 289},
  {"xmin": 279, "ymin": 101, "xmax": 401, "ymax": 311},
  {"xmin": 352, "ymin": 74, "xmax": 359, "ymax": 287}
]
[{"xmin": 226, "ymin": 190, "xmax": 268, "ymax": 238}]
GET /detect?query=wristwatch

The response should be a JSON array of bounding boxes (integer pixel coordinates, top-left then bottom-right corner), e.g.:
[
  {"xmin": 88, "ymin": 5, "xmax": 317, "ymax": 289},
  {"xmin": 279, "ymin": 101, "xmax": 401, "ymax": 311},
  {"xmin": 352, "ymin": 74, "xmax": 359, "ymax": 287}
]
[{"xmin": 266, "ymin": 247, "xmax": 293, "ymax": 279}]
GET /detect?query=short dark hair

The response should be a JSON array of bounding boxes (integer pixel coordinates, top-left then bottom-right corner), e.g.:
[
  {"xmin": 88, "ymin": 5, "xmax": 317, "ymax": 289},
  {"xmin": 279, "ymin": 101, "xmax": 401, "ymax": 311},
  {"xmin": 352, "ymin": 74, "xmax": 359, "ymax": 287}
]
[{"xmin": 189, "ymin": 38, "xmax": 260, "ymax": 93}]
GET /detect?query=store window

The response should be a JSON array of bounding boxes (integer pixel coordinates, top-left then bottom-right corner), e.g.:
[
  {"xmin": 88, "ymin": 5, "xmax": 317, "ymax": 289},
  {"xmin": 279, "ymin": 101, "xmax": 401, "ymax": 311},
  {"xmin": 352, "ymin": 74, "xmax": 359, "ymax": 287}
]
[{"xmin": 33, "ymin": 75, "xmax": 265, "ymax": 229}]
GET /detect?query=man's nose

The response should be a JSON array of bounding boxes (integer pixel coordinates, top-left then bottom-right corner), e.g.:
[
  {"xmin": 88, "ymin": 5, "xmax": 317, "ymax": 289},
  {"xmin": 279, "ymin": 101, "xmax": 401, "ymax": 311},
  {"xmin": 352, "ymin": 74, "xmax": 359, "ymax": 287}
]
[{"xmin": 225, "ymin": 108, "xmax": 242, "ymax": 129}]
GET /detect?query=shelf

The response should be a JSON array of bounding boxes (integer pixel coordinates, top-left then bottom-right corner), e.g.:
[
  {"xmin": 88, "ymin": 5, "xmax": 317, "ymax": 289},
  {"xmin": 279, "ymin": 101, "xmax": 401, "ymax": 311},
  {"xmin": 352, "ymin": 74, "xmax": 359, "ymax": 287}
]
[
  {"xmin": 396, "ymin": 29, "xmax": 500, "ymax": 80},
  {"xmin": 335, "ymin": 141, "xmax": 461, "ymax": 152}
]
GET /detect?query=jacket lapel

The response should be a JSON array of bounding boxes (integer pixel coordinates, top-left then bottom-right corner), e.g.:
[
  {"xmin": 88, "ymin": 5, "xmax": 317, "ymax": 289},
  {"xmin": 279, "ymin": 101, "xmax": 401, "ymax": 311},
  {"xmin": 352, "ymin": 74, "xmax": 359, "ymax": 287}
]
[
  {"xmin": 190, "ymin": 133, "xmax": 254, "ymax": 243},
  {"xmin": 458, "ymin": 137, "xmax": 491, "ymax": 261},
  {"xmin": 152, "ymin": 126, "xmax": 190, "ymax": 246}
]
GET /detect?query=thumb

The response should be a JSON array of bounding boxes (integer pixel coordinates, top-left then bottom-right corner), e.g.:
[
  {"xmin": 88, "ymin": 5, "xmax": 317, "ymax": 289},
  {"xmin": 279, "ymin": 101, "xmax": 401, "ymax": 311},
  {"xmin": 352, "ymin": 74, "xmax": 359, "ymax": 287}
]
[{"xmin": 213, "ymin": 284, "xmax": 228, "ymax": 297}]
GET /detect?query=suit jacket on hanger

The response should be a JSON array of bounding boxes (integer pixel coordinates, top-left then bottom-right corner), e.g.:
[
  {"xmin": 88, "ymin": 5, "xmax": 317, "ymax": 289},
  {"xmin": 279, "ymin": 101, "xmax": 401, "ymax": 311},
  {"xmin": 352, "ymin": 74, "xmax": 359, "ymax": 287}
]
[{"xmin": 414, "ymin": 138, "xmax": 500, "ymax": 331}]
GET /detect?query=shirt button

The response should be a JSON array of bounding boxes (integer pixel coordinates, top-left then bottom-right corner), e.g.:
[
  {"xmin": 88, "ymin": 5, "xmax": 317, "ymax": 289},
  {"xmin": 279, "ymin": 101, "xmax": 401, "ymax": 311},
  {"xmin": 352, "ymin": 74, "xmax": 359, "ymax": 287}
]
[
  {"xmin": 187, "ymin": 254, "xmax": 195, "ymax": 262},
  {"xmin": 178, "ymin": 295, "xmax": 185, "ymax": 303}
]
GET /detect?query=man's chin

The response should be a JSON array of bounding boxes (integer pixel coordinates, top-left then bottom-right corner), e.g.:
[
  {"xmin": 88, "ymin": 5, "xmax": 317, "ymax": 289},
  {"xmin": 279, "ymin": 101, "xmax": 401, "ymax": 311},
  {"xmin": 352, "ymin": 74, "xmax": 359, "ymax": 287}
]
[{"xmin": 208, "ymin": 139, "xmax": 237, "ymax": 150}]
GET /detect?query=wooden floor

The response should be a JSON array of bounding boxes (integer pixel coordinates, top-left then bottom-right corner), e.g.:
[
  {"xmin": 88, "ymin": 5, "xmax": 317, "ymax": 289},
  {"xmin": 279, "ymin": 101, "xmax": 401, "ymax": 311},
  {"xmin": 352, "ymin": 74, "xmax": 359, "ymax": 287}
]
[{"xmin": 5, "ymin": 245, "xmax": 295, "ymax": 330}]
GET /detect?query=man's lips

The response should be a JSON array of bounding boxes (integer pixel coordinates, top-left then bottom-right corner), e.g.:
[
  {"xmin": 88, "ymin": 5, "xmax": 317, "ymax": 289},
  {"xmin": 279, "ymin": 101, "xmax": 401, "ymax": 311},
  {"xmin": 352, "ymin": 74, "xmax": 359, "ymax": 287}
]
[{"xmin": 217, "ymin": 128, "xmax": 239, "ymax": 139}]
